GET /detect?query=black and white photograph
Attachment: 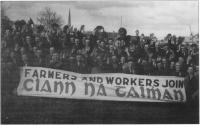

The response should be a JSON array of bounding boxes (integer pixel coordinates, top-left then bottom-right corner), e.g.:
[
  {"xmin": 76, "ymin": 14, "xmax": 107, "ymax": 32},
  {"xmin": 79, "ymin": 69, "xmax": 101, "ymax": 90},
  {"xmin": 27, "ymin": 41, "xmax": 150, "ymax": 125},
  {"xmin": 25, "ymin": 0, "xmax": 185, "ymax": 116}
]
[{"xmin": 1, "ymin": 0, "xmax": 199, "ymax": 124}]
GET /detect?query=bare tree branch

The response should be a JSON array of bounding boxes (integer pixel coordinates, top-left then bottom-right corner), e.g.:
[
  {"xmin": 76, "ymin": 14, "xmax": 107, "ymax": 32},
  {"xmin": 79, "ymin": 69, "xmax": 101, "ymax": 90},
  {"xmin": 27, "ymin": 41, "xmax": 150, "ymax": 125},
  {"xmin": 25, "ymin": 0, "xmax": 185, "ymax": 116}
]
[{"xmin": 37, "ymin": 7, "xmax": 63, "ymax": 30}]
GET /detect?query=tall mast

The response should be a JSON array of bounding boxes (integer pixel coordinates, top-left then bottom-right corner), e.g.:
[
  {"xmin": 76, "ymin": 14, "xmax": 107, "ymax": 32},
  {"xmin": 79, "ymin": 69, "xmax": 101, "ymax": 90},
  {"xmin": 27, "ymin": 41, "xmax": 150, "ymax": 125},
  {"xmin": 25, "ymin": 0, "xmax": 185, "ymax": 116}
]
[
  {"xmin": 189, "ymin": 25, "xmax": 193, "ymax": 42},
  {"xmin": 68, "ymin": 8, "xmax": 71, "ymax": 27}
]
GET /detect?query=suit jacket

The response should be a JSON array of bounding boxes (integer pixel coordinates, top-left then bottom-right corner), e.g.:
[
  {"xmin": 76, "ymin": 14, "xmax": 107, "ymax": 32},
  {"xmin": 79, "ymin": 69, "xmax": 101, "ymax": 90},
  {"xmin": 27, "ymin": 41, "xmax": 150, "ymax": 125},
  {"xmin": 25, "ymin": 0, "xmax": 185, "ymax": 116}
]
[{"xmin": 184, "ymin": 75, "xmax": 199, "ymax": 101}]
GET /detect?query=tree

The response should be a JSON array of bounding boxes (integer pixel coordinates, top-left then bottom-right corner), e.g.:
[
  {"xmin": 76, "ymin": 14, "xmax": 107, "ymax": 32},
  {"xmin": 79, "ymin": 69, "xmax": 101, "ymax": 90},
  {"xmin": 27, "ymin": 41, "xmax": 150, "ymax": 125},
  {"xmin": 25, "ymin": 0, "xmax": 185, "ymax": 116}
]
[
  {"xmin": 37, "ymin": 7, "xmax": 62, "ymax": 30},
  {"xmin": 1, "ymin": 2, "xmax": 13, "ymax": 36},
  {"xmin": 14, "ymin": 20, "xmax": 26, "ymax": 31}
]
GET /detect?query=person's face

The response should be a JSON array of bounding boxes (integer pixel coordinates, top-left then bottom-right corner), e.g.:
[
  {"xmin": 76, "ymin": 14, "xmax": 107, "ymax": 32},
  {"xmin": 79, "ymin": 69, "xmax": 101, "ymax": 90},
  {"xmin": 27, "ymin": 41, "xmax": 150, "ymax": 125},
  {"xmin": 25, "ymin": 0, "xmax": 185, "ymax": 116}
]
[
  {"xmin": 187, "ymin": 67, "xmax": 194, "ymax": 75},
  {"xmin": 22, "ymin": 55, "xmax": 28, "ymax": 63},
  {"xmin": 52, "ymin": 53, "xmax": 59, "ymax": 62},
  {"xmin": 181, "ymin": 46, "xmax": 185, "ymax": 51},
  {"xmin": 75, "ymin": 39, "xmax": 80, "ymax": 45},
  {"xmin": 16, "ymin": 31, "xmax": 20, "ymax": 35},
  {"xmin": 14, "ymin": 44, "xmax": 20, "ymax": 51},
  {"xmin": 150, "ymin": 40, "xmax": 155, "ymax": 45},
  {"xmin": 82, "ymin": 37, "xmax": 86, "ymax": 41},
  {"xmin": 50, "ymin": 47, "xmax": 55, "ymax": 55},
  {"xmin": 10, "ymin": 52, "xmax": 15, "ymax": 59},
  {"xmin": 77, "ymin": 49, "xmax": 82, "ymax": 54},
  {"xmin": 84, "ymin": 54, "xmax": 89, "ymax": 58},
  {"xmin": 96, "ymin": 40, "xmax": 100, "ymax": 45},
  {"xmin": 187, "ymin": 55, "xmax": 192, "ymax": 62},
  {"xmin": 129, "ymin": 47, "xmax": 134, "ymax": 54},
  {"xmin": 141, "ymin": 34, "xmax": 144, "ymax": 39},
  {"xmin": 85, "ymin": 40, "xmax": 90, "ymax": 46},
  {"xmin": 99, "ymin": 41, "xmax": 105, "ymax": 48},
  {"xmin": 76, "ymin": 55, "xmax": 82, "ymax": 62},
  {"xmin": 115, "ymin": 40, "xmax": 120, "ymax": 48},
  {"xmin": 196, "ymin": 66, "xmax": 199, "ymax": 72},
  {"xmin": 178, "ymin": 57, "xmax": 184, "ymax": 65},
  {"xmin": 20, "ymin": 47, "xmax": 26, "ymax": 54},
  {"xmin": 144, "ymin": 44, "xmax": 149, "ymax": 51},
  {"xmin": 41, "ymin": 32, "xmax": 46, "ymax": 37},
  {"xmin": 128, "ymin": 62, "xmax": 135, "ymax": 73},
  {"xmin": 69, "ymin": 57, "xmax": 75, "ymax": 63},
  {"xmin": 33, "ymin": 47, "xmax": 38, "ymax": 54},
  {"xmin": 130, "ymin": 40, "xmax": 134, "ymax": 45},
  {"xmin": 26, "ymin": 36, "xmax": 31, "ymax": 44},
  {"xmin": 109, "ymin": 45, "xmax": 114, "ymax": 51},
  {"xmin": 4, "ymin": 48, "xmax": 10, "ymax": 58},
  {"xmin": 192, "ymin": 46, "xmax": 196, "ymax": 50},
  {"xmin": 5, "ymin": 30, "xmax": 11, "ymax": 36},
  {"xmin": 150, "ymin": 33, "xmax": 154, "ymax": 39},
  {"xmin": 35, "ymin": 37, "xmax": 40, "ymax": 42},
  {"xmin": 162, "ymin": 58, "xmax": 167, "ymax": 65},
  {"xmin": 175, "ymin": 63, "xmax": 181, "ymax": 71},
  {"xmin": 38, "ymin": 41, "xmax": 43, "ymax": 47},
  {"xmin": 170, "ymin": 62, "xmax": 175, "ymax": 69},
  {"xmin": 155, "ymin": 43, "xmax": 159, "ymax": 48},
  {"xmin": 120, "ymin": 56, "xmax": 125, "ymax": 64},
  {"xmin": 96, "ymin": 56, "xmax": 103, "ymax": 66},
  {"xmin": 152, "ymin": 58, "xmax": 156, "ymax": 63},
  {"xmin": 70, "ymin": 32, "xmax": 74, "ymax": 36},
  {"xmin": 119, "ymin": 30, "xmax": 126, "ymax": 38},
  {"xmin": 157, "ymin": 56, "xmax": 162, "ymax": 62},
  {"xmin": 36, "ymin": 50, "xmax": 42, "ymax": 57},
  {"xmin": 128, "ymin": 61, "xmax": 133, "ymax": 67},
  {"xmin": 157, "ymin": 63, "xmax": 163, "ymax": 70},
  {"xmin": 65, "ymin": 28, "xmax": 70, "ymax": 33},
  {"xmin": 169, "ymin": 54, "xmax": 174, "ymax": 61},
  {"xmin": 70, "ymin": 37, "xmax": 75, "ymax": 43},
  {"xmin": 112, "ymin": 56, "xmax": 117, "ymax": 63},
  {"xmin": 108, "ymin": 40, "xmax": 113, "ymax": 45},
  {"xmin": 148, "ymin": 52, "xmax": 153, "ymax": 58}
]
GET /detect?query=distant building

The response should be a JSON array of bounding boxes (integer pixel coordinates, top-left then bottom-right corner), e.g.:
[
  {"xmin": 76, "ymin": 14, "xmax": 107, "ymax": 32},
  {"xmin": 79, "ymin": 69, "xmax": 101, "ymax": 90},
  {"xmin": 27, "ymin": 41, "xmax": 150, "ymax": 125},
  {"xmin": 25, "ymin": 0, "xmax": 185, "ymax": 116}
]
[
  {"xmin": 183, "ymin": 34, "xmax": 199, "ymax": 45},
  {"xmin": 107, "ymin": 32, "xmax": 118, "ymax": 39},
  {"xmin": 84, "ymin": 31, "xmax": 93, "ymax": 35}
]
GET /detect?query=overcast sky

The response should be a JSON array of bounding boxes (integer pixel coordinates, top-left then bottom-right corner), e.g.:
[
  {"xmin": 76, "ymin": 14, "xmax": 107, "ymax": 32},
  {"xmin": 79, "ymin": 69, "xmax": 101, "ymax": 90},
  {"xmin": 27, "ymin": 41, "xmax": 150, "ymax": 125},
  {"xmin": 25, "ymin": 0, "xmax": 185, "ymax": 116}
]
[{"xmin": 2, "ymin": 1, "xmax": 199, "ymax": 39}]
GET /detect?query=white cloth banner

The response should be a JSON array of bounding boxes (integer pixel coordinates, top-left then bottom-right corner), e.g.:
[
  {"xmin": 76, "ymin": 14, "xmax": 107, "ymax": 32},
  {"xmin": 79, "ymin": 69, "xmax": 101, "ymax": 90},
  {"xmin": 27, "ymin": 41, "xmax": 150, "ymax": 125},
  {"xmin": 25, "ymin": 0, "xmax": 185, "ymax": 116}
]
[{"xmin": 17, "ymin": 66, "xmax": 186, "ymax": 102}]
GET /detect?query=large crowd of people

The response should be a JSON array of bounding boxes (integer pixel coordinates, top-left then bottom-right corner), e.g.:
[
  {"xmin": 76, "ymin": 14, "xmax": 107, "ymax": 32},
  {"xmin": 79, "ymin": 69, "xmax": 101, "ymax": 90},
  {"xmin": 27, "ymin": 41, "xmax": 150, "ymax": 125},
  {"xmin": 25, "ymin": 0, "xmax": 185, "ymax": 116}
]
[
  {"xmin": 1, "ymin": 21, "xmax": 199, "ymax": 102},
  {"xmin": 2, "ymin": 22, "xmax": 199, "ymax": 75}
]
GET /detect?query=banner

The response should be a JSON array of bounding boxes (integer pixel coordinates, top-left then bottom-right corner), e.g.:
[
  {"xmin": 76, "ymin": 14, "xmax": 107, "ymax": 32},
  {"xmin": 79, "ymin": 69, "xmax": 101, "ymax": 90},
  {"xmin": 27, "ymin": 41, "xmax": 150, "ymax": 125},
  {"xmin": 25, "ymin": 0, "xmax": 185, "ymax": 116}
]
[{"xmin": 17, "ymin": 66, "xmax": 186, "ymax": 102}]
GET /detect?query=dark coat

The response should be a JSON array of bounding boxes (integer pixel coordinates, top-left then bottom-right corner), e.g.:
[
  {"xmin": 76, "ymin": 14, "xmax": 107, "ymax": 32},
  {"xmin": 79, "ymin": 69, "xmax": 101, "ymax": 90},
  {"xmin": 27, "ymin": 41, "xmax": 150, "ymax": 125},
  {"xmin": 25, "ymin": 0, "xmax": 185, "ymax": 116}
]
[{"xmin": 184, "ymin": 75, "xmax": 199, "ymax": 102}]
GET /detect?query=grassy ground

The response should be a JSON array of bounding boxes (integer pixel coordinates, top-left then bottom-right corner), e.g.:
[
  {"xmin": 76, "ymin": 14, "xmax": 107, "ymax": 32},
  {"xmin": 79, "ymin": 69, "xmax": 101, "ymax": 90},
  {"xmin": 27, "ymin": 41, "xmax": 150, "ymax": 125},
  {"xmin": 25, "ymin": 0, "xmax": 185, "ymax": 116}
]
[{"xmin": 1, "ymin": 69, "xmax": 199, "ymax": 124}]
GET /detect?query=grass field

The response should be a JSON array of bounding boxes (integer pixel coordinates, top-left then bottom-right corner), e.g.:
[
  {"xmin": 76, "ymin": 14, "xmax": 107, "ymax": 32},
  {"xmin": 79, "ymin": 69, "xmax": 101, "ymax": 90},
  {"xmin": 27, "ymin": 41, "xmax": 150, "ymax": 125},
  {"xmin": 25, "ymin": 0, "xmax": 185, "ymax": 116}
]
[{"xmin": 1, "ymin": 70, "xmax": 199, "ymax": 124}]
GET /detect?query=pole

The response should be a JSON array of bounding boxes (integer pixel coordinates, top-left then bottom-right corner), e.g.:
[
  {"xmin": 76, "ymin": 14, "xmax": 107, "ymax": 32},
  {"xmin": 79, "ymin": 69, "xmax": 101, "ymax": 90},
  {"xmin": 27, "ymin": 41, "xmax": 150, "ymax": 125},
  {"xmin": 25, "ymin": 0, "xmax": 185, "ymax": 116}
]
[
  {"xmin": 189, "ymin": 25, "xmax": 193, "ymax": 42},
  {"xmin": 68, "ymin": 8, "xmax": 71, "ymax": 27},
  {"xmin": 120, "ymin": 16, "xmax": 122, "ymax": 27}
]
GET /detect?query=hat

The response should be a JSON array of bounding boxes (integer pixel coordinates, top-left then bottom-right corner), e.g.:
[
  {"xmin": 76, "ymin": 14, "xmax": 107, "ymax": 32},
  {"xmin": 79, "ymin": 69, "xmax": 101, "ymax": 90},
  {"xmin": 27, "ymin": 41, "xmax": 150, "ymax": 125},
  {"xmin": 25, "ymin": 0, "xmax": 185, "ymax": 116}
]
[{"xmin": 118, "ymin": 27, "xmax": 127, "ymax": 35}]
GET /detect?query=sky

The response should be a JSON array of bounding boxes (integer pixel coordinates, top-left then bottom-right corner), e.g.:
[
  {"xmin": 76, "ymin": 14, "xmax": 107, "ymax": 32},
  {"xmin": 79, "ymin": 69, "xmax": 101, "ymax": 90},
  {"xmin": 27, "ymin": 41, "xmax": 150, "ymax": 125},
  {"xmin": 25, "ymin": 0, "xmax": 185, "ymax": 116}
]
[{"xmin": 2, "ymin": 0, "xmax": 199, "ymax": 39}]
